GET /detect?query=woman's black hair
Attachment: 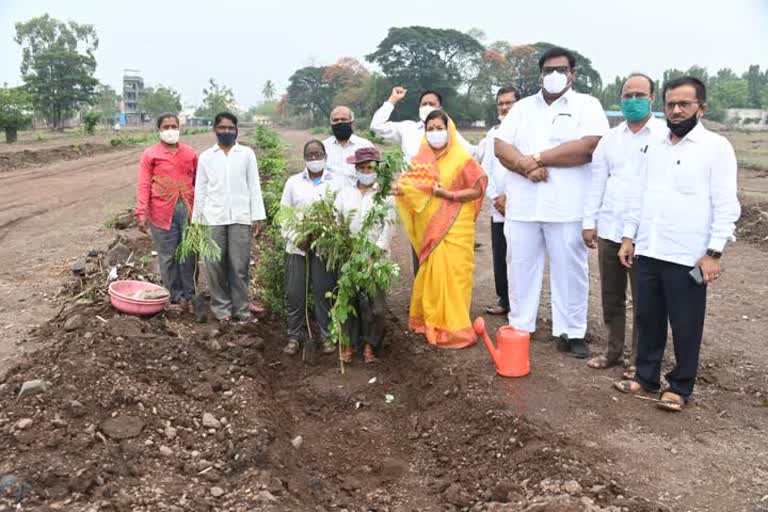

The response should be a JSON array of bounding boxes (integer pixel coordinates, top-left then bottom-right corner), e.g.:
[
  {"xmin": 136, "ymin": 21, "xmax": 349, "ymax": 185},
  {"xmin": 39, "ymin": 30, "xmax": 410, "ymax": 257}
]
[{"xmin": 424, "ymin": 109, "xmax": 449, "ymax": 127}]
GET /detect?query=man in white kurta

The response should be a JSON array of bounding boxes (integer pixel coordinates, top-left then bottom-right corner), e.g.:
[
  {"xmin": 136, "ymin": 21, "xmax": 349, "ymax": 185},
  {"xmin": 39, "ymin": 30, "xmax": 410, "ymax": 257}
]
[
  {"xmin": 321, "ymin": 106, "xmax": 374, "ymax": 185},
  {"xmin": 494, "ymin": 47, "xmax": 608, "ymax": 358}
]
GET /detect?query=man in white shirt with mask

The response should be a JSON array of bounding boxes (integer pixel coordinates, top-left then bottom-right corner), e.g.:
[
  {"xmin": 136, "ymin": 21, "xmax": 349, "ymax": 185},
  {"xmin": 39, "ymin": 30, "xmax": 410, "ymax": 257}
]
[
  {"xmin": 494, "ymin": 47, "xmax": 609, "ymax": 359},
  {"xmin": 615, "ymin": 77, "xmax": 740, "ymax": 412},
  {"xmin": 582, "ymin": 73, "xmax": 666, "ymax": 375},
  {"xmin": 322, "ymin": 105, "xmax": 374, "ymax": 185},
  {"xmin": 476, "ymin": 86, "xmax": 518, "ymax": 316},
  {"xmin": 371, "ymin": 87, "xmax": 475, "ymax": 163}
]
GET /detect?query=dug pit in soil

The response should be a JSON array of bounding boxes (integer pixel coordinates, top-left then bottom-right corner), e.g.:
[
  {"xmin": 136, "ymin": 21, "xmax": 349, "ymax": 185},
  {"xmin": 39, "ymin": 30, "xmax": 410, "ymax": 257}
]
[{"xmin": 0, "ymin": 298, "xmax": 666, "ymax": 511}]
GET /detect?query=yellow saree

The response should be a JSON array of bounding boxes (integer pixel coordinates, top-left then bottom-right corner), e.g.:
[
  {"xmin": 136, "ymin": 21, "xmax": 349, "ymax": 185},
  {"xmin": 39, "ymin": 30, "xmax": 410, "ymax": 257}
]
[{"xmin": 396, "ymin": 120, "xmax": 487, "ymax": 348}]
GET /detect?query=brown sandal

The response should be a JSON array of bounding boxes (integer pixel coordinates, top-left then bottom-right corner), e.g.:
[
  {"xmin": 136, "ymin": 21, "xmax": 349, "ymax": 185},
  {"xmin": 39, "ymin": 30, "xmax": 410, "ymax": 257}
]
[
  {"xmin": 363, "ymin": 344, "xmax": 378, "ymax": 364},
  {"xmin": 613, "ymin": 379, "xmax": 645, "ymax": 394},
  {"xmin": 622, "ymin": 365, "xmax": 636, "ymax": 380},
  {"xmin": 657, "ymin": 391, "xmax": 684, "ymax": 412}
]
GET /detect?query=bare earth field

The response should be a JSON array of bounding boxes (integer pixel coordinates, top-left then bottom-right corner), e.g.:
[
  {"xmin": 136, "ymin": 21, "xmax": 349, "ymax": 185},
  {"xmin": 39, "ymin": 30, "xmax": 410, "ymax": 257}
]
[{"xmin": 0, "ymin": 128, "xmax": 766, "ymax": 511}]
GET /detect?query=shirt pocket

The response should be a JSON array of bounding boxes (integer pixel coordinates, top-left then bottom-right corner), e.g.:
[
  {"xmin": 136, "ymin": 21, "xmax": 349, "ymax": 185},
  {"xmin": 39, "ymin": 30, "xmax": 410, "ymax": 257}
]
[{"xmin": 549, "ymin": 114, "xmax": 579, "ymax": 144}]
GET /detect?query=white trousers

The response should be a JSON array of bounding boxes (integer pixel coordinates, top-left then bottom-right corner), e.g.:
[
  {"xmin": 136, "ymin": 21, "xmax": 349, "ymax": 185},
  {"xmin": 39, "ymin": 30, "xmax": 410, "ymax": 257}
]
[{"xmin": 504, "ymin": 220, "xmax": 589, "ymax": 338}]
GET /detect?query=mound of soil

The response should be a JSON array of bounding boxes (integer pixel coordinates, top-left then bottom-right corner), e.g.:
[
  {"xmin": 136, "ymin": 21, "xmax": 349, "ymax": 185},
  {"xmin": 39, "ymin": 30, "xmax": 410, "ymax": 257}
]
[
  {"xmin": 0, "ymin": 301, "xmax": 667, "ymax": 511},
  {"xmin": 0, "ymin": 143, "xmax": 129, "ymax": 173},
  {"xmin": 736, "ymin": 203, "xmax": 768, "ymax": 246}
]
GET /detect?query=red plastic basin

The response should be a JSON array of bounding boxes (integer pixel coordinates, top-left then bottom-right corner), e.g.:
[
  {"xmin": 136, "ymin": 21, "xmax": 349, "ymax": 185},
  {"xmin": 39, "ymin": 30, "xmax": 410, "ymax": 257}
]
[{"xmin": 108, "ymin": 280, "xmax": 170, "ymax": 315}]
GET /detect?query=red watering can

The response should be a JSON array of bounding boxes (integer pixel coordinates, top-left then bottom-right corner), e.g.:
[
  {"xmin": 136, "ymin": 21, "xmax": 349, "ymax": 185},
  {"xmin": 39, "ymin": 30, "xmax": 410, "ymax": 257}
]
[{"xmin": 473, "ymin": 317, "xmax": 530, "ymax": 378}]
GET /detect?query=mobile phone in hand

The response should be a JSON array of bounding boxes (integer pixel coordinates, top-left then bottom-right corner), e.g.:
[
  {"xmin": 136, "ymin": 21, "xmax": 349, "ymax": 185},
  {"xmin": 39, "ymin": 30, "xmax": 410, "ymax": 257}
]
[{"xmin": 689, "ymin": 266, "xmax": 705, "ymax": 286}]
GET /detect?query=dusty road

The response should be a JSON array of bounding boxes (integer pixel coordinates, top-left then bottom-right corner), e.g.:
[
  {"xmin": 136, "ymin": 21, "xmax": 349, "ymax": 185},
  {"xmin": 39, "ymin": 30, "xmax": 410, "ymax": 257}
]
[
  {"xmin": 0, "ymin": 128, "xmax": 766, "ymax": 510},
  {"xmin": 0, "ymin": 133, "xmax": 215, "ymax": 367}
]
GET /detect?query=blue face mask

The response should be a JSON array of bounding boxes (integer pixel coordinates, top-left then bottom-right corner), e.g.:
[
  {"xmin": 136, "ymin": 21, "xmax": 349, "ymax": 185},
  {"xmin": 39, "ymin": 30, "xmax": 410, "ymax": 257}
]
[
  {"xmin": 620, "ymin": 98, "xmax": 651, "ymax": 123},
  {"xmin": 216, "ymin": 132, "xmax": 237, "ymax": 147},
  {"xmin": 356, "ymin": 172, "xmax": 377, "ymax": 186}
]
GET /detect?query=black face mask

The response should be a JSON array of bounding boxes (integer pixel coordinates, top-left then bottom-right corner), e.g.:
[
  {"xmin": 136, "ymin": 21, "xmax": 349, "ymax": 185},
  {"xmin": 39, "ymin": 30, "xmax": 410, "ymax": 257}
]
[
  {"xmin": 667, "ymin": 113, "xmax": 699, "ymax": 139},
  {"xmin": 216, "ymin": 131, "xmax": 237, "ymax": 147},
  {"xmin": 331, "ymin": 122, "xmax": 353, "ymax": 141}
]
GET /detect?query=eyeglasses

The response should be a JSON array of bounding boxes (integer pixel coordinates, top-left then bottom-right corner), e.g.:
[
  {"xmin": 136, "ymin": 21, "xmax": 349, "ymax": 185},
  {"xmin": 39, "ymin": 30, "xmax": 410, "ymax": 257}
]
[
  {"xmin": 621, "ymin": 92, "xmax": 650, "ymax": 100},
  {"xmin": 542, "ymin": 66, "xmax": 570, "ymax": 75},
  {"xmin": 497, "ymin": 101, "xmax": 515, "ymax": 107},
  {"xmin": 664, "ymin": 100, "xmax": 700, "ymax": 111}
]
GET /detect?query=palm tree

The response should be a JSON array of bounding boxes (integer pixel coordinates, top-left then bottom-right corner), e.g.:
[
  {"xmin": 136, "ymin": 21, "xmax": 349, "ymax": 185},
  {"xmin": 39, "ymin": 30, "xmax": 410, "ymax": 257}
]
[{"xmin": 262, "ymin": 80, "xmax": 276, "ymax": 102}]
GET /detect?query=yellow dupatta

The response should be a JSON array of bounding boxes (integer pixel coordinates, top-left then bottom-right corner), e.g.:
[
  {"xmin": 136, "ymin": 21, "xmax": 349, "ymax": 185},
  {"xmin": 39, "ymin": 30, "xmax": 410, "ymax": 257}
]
[{"xmin": 395, "ymin": 118, "xmax": 487, "ymax": 348}]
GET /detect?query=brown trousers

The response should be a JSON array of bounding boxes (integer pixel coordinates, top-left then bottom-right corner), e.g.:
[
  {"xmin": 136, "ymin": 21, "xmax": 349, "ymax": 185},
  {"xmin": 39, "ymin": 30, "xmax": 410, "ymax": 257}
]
[{"xmin": 598, "ymin": 238, "xmax": 639, "ymax": 364}]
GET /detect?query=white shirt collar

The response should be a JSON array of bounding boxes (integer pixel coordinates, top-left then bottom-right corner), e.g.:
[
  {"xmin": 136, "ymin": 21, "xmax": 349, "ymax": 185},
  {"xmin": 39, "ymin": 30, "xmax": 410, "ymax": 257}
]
[
  {"xmin": 212, "ymin": 142, "xmax": 242, "ymax": 153},
  {"xmin": 536, "ymin": 86, "xmax": 576, "ymax": 105},
  {"xmin": 663, "ymin": 119, "xmax": 706, "ymax": 145},
  {"xmin": 301, "ymin": 169, "xmax": 336, "ymax": 181}
]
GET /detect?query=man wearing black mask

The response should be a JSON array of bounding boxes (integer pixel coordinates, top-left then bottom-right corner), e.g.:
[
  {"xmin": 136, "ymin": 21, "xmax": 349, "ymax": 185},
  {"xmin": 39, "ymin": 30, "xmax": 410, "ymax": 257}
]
[
  {"xmin": 615, "ymin": 77, "xmax": 741, "ymax": 412},
  {"xmin": 322, "ymin": 106, "xmax": 374, "ymax": 186}
]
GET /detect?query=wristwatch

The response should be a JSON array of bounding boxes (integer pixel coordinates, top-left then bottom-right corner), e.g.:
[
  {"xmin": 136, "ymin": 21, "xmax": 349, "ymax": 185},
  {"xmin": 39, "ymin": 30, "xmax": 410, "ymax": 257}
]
[
  {"xmin": 706, "ymin": 249, "xmax": 722, "ymax": 259},
  {"xmin": 532, "ymin": 153, "xmax": 544, "ymax": 167}
]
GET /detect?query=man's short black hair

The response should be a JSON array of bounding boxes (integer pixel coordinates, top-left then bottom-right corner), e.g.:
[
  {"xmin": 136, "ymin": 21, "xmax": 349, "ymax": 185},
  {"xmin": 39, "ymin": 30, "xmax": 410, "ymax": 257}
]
[
  {"xmin": 303, "ymin": 139, "xmax": 326, "ymax": 155},
  {"xmin": 538, "ymin": 46, "xmax": 576, "ymax": 71},
  {"xmin": 419, "ymin": 90, "xmax": 443, "ymax": 106},
  {"xmin": 663, "ymin": 76, "xmax": 706, "ymax": 103},
  {"xmin": 496, "ymin": 86, "xmax": 518, "ymax": 101},
  {"xmin": 624, "ymin": 73, "xmax": 655, "ymax": 96},
  {"xmin": 156, "ymin": 113, "xmax": 179, "ymax": 129},
  {"xmin": 214, "ymin": 112, "xmax": 238, "ymax": 127}
]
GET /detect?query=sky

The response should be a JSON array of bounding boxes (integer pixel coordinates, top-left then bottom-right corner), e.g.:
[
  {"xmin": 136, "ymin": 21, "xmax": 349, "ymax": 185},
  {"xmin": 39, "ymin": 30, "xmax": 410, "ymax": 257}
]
[{"xmin": 1, "ymin": 0, "xmax": 766, "ymax": 108}]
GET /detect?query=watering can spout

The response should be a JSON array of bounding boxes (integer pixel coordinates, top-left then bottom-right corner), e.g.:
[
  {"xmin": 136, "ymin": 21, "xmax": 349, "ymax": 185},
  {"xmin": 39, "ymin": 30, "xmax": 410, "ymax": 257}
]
[{"xmin": 474, "ymin": 316, "xmax": 499, "ymax": 367}]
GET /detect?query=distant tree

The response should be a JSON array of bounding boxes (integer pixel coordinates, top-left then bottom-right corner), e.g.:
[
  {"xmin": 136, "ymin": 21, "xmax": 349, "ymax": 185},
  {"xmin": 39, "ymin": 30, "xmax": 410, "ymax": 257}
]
[
  {"xmin": 195, "ymin": 79, "xmax": 236, "ymax": 120},
  {"xmin": 262, "ymin": 80, "xmax": 276, "ymax": 101},
  {"xmin": 0, "ymin": 86, "xmax": 33, "ymax": 142},
  {"xmin": 14, "ymin": 14, "xmax": 99, "ymax": 130},
  {"xmin": 743, "ymin": 65, "xmax": 766, "ymax": 108},
  {"xmin": 285, "ymin": 66, "xmax": 333, "ymax": 125},
  {"xmin": 366, "ymin": 26, "xmax": 484, "ymax": 119},
  {"xmin": 143, "ymin": 85, "xmax": 182, "ymax": 117},
  {"xmin": 82, "ymin": 111, "xmax": 100, "ymax": 135},
  {"xmin": 92, "ymin": 83, "xmax": 118, "ymax": 124}
]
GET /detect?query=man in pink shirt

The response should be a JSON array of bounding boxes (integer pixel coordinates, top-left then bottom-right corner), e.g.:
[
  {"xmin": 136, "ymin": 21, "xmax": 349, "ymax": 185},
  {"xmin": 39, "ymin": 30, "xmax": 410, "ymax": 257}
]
[{"xmin": 135, "ymin": 113, "xmax": 199, "ymax": 311}]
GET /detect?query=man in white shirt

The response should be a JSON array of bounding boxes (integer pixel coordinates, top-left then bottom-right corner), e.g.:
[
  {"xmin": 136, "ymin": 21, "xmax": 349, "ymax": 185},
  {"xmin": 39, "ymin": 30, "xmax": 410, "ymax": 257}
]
[
  {"xmin": 370, "ymin": 87, "xmax": 476, "ymax": 163},
  {"xmin": 494, "ymin": 47, "xmax": 609, "ymax": 358},
  {"xmin": 371, "ymin": 86, "xmax": 475, "ymax": 275},
  {"xmin": 193, "ymin": 112, "xmax": 266, "ymax": 322},
  {"xmin": 280, "ymin": 139, "xmax": 343, "ymax": 357},
  {"xmin": 476, "ymin": 86, "xmax": 518, "ymax": 316},
  {"xmin": 615, "ymin": 77, "xmax": 741, "ymax": 411},
  {"xmin": 582, "ymin": 74, "xmax": 667, "ymax": 373},
  {"xmin": 321, "ymin": 105, "xmax": 374, "ymax": 185},
  {"xmin": 334, "ymin": 147, "xmax": 395, "ymax": 364}
]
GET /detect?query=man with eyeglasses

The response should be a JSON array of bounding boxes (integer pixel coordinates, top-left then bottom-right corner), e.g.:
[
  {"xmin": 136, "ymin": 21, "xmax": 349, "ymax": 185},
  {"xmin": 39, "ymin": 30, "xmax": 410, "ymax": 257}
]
[
  {"xmin": 494, "ymin": 46, "xmax": 609, "ymax": 359},
  {"xmin": 614, "ymin": 77, "xmax": 740, "ymax": 412},
  {"xmin": 582, "ymin": 74, "xmax": 666, "ymax": 375},
  {"xmin": 192, "ymin": 112, "xmax": 266, "ymax": 323},
  {"xmin": 322, "ymin": 105, "xmax": 374, "ymax": 185},
  {"xmin": 476, "ymin": 86, "xmax": 518, "ymax": 316}
]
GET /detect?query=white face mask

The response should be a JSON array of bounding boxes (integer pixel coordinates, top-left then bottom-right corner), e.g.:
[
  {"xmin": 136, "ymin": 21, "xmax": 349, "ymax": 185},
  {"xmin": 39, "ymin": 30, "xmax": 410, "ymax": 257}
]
[
  {"xmin": 419, "ymin": 105, "xmax": 436, "ymax": 122},
  {"xmin": 498, "ymin": 113, "xmax": 507, "ymax": 122},
  {"xmin": 426, "ymin": 130, "xmax": 448, "ymax": 149},
  {"xmin": 543, "ymin": 71, "xmax": 569, "ymax": 95},
  {"xmin": 306, "ymin": 160, "xmax": 325, "ymax": 174},
  {"xmin": 159, "ymin": 129, "xmax": 180, "ymax": 144}
]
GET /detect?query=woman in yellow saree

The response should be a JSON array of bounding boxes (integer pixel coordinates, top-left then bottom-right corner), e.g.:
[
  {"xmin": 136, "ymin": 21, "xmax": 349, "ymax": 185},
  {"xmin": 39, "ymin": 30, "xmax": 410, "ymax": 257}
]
[{"xmin": 395, "ymin": 110, "xmax": 487, "ymax": 348}]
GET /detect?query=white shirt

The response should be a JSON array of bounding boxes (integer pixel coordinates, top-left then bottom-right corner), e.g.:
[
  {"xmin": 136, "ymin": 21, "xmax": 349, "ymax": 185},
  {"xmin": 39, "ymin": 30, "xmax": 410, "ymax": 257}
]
[
  {"xmin": 582, "ymin": 116, "xmax": 667, "ymax": 243},
  {"xmin": 192, "ymin": 143, "xmax": 266, "ymax": 225},
  {"xmin": 623, "ymin": 123, "xmax": 741, "ymax": 267},
  {"xmin": 477, "ymin": 125, "xmax": 507, "ymax": 223},
  {"xmin": 333, "ymin": 183, "xmax": 395, "ymax": 254},
  {"xmin": 494, "ymin": 89, "xmax": 609, "ymax": 222},
  {"xmin": 370, "ymin": 101, "xmax": 476, "ymax": 162},
  {"xmin": 280, "ymin": 169, "xmax": 343, "ymax": 256},
  {"xmin": 321, "ymin": 134, "xmax": 374, "ymax": 185}
]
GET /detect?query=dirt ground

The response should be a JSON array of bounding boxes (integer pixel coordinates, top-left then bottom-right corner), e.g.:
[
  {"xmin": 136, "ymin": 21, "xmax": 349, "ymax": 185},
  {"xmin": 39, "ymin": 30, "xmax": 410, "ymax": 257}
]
[{"xmin": 0, "ymin": 128, "xmax": 767, "ymax": 511}]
